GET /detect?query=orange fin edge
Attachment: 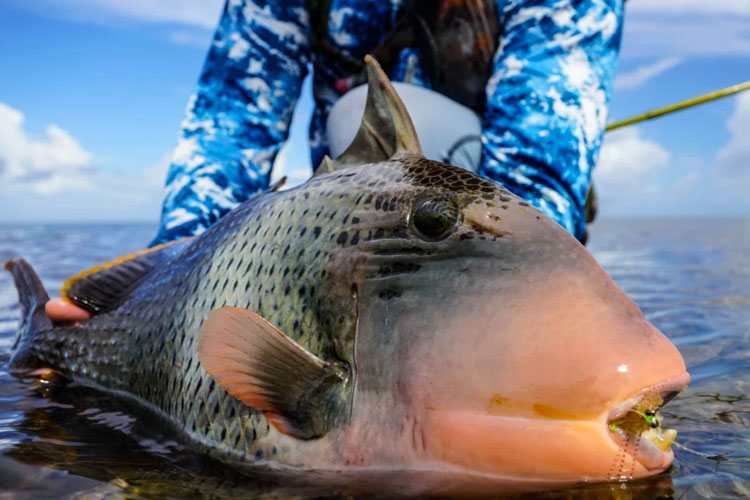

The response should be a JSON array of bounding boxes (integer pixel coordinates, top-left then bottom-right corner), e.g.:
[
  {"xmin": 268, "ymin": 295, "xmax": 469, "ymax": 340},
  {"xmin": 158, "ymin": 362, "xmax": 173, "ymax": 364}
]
[{"xmin": 60, "ymin": 237, "xmax": 191, "ymax": 299}]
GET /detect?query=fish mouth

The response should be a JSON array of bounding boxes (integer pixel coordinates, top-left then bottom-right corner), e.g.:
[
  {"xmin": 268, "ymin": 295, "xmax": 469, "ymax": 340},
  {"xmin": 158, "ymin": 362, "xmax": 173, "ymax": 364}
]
[{"xmin": 606, "ymin": 372, "xmax": 690, "ymax": 472}]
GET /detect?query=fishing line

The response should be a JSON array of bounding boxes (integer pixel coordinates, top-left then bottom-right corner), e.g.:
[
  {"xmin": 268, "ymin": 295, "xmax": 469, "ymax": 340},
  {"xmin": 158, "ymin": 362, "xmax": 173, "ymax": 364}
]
[{"xmin": 671, "ymin": 440, "xmax": 727, "ymax": 461}]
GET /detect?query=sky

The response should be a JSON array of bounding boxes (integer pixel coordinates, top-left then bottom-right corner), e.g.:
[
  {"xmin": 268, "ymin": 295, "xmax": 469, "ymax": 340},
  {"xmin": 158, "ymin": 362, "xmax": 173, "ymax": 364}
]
[{"xmin": 0, "ymin": 0, "xmax": 748, "ymax": 223}]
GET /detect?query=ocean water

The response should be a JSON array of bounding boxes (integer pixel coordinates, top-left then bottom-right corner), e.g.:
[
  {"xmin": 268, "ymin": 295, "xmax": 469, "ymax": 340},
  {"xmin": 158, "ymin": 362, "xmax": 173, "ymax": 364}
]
[{"xmin": 0, "ymin": 219, "xmax": 748, "ymax": 499}]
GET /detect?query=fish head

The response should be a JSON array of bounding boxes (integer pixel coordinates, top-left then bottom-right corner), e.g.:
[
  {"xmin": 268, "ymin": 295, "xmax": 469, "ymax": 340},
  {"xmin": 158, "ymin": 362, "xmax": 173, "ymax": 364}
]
[
  {"xmin": 313, "ymin": 57, "xmax": 688, "ymax": 492},
  {"xmin": 334, "ymin": 155, "xmax": 688, "ymax": 489}
]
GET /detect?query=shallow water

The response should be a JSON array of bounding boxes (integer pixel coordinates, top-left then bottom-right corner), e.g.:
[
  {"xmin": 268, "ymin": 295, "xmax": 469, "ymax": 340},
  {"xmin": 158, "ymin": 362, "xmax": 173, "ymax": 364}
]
[{"xmin": 0, "ymin": 219, "xmax": 748, "ymax": 499}]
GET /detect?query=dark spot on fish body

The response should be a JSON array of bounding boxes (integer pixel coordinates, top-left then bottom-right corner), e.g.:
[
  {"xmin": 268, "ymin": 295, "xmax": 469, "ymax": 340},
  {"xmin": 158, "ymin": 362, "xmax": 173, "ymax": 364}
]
[
  {"xmin": 295, "ymin": 265, "xmax": 306, "ymax": 278},
  {"xmin": 377, "ymin": 262, "xmax": 421, "ymax": 277},
  {"xmin": 379, "ymin": 290, "xmax": 402, "ymax": 300},
  {"xmin": 337, "ymin": 232, "xmax": 348, "ymax": 246}
]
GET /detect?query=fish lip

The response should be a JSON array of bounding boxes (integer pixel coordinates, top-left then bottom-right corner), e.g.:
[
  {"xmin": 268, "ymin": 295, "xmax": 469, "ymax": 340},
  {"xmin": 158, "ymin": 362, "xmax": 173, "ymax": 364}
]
[
  {"xmin": 606, "ymin": 371, "xmax": 690, "ymax": 422},
  {"xmin": 606, "ymin": 371, "xmax": 690, "ymax": 471}
]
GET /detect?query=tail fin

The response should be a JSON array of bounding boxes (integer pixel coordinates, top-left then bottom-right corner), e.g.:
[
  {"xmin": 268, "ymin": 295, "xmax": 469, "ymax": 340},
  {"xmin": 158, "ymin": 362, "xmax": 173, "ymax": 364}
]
[{"xmin": 4, "ymin": 259, "xmax": 53, "ymax": 373}]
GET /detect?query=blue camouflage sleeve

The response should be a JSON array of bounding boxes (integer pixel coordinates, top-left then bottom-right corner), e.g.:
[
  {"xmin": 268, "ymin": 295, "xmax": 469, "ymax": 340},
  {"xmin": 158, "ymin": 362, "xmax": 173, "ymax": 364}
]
[
  {"xmin": 480, "ymin": 0, "xmax": 624, "ymax": 241},
  {"xmin": 151, "ymin": 0, "xmax": 310, "ymax": 245}
]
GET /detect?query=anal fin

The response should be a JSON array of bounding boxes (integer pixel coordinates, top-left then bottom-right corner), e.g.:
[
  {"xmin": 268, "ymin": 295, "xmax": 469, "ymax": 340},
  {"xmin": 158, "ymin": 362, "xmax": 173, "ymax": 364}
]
[{"xmin": 198, "ymin": 307, "xmax": 349, "ymax": 440}]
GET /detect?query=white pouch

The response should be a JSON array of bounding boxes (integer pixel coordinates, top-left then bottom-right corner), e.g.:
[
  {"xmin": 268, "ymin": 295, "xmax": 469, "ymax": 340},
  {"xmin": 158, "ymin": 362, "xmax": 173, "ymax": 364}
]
[{"xmin": 327, "ymin": 82, "xmax": 482, "ymax": 172}]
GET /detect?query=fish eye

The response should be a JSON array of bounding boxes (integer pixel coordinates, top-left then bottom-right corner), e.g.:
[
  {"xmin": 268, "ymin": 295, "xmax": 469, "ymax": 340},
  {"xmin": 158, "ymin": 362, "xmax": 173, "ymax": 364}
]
[{"xmin": 412, "ymin": 196, "xmax": 460, "ymax": 241}]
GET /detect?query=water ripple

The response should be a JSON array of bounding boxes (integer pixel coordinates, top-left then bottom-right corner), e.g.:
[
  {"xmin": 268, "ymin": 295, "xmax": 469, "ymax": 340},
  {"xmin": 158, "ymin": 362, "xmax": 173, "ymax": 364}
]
[{"xmin": 0, "ymin": 218, "xmax": 747, "ymax": 499}]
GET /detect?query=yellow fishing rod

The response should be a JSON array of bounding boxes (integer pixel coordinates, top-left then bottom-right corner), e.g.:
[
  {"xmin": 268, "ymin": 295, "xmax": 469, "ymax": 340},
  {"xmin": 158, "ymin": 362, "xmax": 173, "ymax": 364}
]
[
  {"xmin": 583, "ymin": 80, "xmax": 750, "ymax": 230},
  {"xmin": 606, "ymin": 80, "xmax": 750, "ymax": 132}
]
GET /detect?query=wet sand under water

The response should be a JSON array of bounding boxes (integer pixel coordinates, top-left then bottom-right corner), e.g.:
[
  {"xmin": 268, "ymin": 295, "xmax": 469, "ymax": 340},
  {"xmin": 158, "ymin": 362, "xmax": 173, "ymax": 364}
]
[{"xmin": 0, "ymin": 218, "xmax": 748, "ymax": 499}]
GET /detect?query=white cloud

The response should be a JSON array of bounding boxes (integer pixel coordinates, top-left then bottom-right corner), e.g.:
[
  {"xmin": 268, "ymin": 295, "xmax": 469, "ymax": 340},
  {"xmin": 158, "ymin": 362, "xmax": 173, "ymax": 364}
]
[
  {"xmin": 0, "ymin": 102, "xmax": 94, "ymax": 194},
  {"xmin": 614, "ymin": 57, "xmax": 682, "ymax": 90},
  {"xmin": 0, "ymin": 101, "xmax": 168, "ymax": 221},
  {"xmin": 20, "ymin": 0, "xmax": 224, "ymax": 29},
  {"xmin": 593, "ymin": 128, "xmax": 671, "ymax": 215},
  {"xmin": 81, "ymin": 0, "xmax": 223, "ymax": 28},
  {"xmin": 627, "ymin": 0, "xmax": 750, "ymax": 16},
  {"xmin": 621, "ymin": 13, "xmax": 750, "ymax": 59},
  {"xmin": 167, "ymin": 29, "xmax": 214, "ymax": 48},
  {"xmin": 9, "ymin": 0, "xmax": 224, "ymax": 48},
  {"xmin": 596, "ymin": 128, "xmax": 671, "ymax": 185},
  {"xmin": 713, "ymin": 93, "xmax": 750, "ymax": 180},
  {"xmin": 594, "ymin": 125, "xmax": 749, "ymax": 217},
  {"xmin": 621, "ymin": 0, "xmax": 750, "ymax": 60}
]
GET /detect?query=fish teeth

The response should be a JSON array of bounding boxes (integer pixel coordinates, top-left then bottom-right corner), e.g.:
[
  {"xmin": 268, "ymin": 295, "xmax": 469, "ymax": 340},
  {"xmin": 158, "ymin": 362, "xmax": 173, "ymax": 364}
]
[{"xmin": 642, "ymin": 427, "xmax": 677, "ymax": 451}]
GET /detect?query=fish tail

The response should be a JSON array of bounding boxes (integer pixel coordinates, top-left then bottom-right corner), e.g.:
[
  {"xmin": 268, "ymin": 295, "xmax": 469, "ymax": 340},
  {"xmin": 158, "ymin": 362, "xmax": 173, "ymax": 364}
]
[{"xmin": 4, "ymin": 258, "xmax": 52, "ymax": 373}]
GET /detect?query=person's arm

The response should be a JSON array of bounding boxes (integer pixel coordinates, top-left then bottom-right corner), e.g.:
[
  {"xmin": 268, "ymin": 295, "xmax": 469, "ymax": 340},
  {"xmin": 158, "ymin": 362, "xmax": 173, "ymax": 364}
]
[
  {"xmin": 479, "ymin": 0, "xmax": 624, "ymax": 241},
  {"xmin": 47, "ymin": 1, "xmax": 311, "ymax": 323},
  {"xmin": 151, "ymin": 0, "xmax": 311, "ymax": 245}
]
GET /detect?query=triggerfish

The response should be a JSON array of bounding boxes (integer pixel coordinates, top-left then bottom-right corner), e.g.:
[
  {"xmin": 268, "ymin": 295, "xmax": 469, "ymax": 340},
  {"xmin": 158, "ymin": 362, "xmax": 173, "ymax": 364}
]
[{"xmin": 6, "ymin": 56, "xmax": 689, "ymax": 497}]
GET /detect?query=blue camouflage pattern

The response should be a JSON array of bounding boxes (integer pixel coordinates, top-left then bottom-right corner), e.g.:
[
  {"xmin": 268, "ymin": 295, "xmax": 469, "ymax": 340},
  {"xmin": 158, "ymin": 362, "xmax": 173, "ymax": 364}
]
[{"xmin": 151, "ymin": 0, "xmax": 623, "ymax": 245}]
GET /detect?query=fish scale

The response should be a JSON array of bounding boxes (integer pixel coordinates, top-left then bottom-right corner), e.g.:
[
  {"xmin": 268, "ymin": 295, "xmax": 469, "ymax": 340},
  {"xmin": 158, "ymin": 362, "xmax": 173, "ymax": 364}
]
[
  {"xmin": 5, "ymin": 57, "xmax": 690, "ymax": 496},
  {"xmin": 15, "ymin": 162, "xmax": 431, "ymax": 463}
]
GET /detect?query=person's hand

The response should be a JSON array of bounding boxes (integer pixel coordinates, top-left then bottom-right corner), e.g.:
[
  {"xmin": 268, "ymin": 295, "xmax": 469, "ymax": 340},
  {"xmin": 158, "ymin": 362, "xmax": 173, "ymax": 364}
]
[{"xmin": 45, "ymin": 298, "xmax": 91, "ymax": 322}]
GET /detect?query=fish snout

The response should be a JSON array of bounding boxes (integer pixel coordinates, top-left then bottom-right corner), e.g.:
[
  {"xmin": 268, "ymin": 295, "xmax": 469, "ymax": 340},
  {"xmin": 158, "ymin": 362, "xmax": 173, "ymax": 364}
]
[{"xmin": 407, "ymin": 263, "xmax": 688, "ymax": 484}]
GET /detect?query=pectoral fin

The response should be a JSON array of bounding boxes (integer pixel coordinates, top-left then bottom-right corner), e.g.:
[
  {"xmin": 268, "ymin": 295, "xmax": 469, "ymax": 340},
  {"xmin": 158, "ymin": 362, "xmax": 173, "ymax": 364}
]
[{"xmin": 198, "ymin": 307, "xmax": 349, "ymax": 440}]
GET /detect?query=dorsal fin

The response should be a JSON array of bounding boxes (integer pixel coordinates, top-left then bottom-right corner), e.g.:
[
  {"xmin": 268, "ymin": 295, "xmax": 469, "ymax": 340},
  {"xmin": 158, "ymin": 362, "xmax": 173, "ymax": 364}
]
[
  {"xmin": 316, "ymin": 155, "xmax": 336, "ymax": 176},
  {"xmin": 268, "ymin": 175, "xmax": 287, "ymax": 193},
  {"xmin": 62, "ymin": 237, "xmax": 193, "ymax": 314},
  {"xmin": 199, "ymin": 307, "xmax": 349, "ymax": 440},
  {"xmin": 315, "ymin": 55, "xmax": 422, "ymax": 175}
]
